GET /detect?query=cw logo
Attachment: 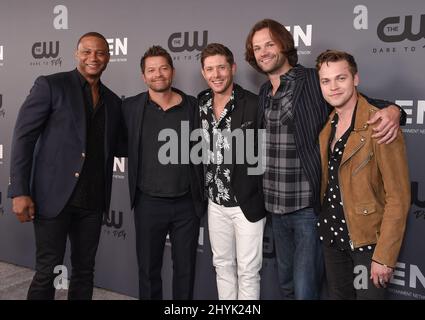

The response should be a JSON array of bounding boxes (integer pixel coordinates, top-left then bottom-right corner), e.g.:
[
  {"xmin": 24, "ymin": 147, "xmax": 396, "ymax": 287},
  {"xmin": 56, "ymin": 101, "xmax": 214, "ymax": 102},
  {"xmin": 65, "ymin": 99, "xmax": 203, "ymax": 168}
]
[
  {"xmin": 102, "ymin": 210, "xmax": 123, "ymax": 229},
  {"xmin": 168, "ymin": 31, "xmax": 208, "ymax": 53},
  {"xmin": 378, "ymin": 14, "xmax": 425, "ymax": 43},
  {"xmin": 31, "ymin": 41, "xmax": 59, "ymax": 59}
]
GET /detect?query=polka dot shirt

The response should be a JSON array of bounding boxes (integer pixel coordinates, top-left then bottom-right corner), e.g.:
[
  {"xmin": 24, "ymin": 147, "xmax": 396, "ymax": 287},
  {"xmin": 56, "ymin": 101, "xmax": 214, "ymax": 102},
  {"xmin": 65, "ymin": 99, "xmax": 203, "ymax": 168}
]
[{"xmin": 318, "ymin": 109, "xmax": 372, "ymax": 252}]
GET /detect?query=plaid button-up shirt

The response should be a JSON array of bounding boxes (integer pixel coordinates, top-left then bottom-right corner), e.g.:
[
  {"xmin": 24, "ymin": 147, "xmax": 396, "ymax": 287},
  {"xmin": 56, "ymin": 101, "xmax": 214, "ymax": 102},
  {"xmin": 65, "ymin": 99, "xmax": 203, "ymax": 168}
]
[{"xmin": 262, "ymin": 66, "xmax": 312, "ymax": 214}]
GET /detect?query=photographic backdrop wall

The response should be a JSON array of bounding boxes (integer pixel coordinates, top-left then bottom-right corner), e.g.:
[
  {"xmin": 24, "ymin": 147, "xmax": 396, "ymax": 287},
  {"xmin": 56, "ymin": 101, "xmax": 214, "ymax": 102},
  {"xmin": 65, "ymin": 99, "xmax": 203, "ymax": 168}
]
[{"xmin": 0, "ymin": 0, "xmax": 424, "ymax": 299}]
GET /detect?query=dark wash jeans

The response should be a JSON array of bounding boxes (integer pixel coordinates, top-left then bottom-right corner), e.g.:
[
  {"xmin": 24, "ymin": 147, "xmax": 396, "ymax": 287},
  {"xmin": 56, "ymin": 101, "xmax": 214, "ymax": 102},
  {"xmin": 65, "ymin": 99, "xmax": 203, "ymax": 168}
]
[
  {"xmin": 271, "ymin": 207, "xmax": 324, "ymax": 299},
  {"xmin": 28, "ymin": 205, "xmax": 103, "ymax": 300},
  {"xmin": 323, "ymin": 244, "xmax": 386, "ymax": 300}
]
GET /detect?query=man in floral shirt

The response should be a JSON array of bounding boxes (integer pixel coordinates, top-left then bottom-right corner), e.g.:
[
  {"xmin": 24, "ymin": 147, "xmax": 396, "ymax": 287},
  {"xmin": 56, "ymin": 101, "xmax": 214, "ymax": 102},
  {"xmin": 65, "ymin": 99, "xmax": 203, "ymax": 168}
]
[{"xmin": 198, "ymin": 43, "xmax": 266, "ymax": 300}]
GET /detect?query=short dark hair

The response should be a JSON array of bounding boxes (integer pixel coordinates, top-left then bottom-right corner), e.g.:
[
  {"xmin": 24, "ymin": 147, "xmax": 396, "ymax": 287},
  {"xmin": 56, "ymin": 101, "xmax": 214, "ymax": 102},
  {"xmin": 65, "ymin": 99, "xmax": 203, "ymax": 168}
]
[
  {"xmin": 140, "ymin": 45, "xmax": 173, "ymax": 73},
  {"xmin": 200, "ymin": 43, "xmax": 234, "ymax": 68},
  {"xmin": 77, "ymin": 32, "xmax": 109, "ymax": 50},
  {"xmin": 245, "ymin": 19, "xmax": 298, "ymax": 73},
  {"xmin": 316, "ymin": 50, "xmax": 358, "ymax": 76}
]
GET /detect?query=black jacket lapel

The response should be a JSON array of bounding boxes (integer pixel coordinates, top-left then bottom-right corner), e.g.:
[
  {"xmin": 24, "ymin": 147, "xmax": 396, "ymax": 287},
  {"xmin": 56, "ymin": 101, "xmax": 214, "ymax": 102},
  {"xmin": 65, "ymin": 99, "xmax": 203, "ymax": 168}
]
[{"xmin": 69, "ymin": 69, "xmax": 86, "ymax": 147}]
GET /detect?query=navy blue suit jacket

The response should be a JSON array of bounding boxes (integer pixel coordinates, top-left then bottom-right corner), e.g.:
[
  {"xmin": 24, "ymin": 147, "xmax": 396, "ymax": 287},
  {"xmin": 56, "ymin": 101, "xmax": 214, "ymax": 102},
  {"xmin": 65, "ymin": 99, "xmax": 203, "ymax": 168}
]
[{"xmin": 8, "ymin": 69, "xmax": 123, "ymax": 218}]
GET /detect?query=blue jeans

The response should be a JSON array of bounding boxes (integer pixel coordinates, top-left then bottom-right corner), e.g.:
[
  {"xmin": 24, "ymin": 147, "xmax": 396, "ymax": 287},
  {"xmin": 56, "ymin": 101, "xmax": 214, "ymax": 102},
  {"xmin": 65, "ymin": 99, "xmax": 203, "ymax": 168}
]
[{"xmin": 271, "ymin": 207, "xmax": 324, "ymax": 299}]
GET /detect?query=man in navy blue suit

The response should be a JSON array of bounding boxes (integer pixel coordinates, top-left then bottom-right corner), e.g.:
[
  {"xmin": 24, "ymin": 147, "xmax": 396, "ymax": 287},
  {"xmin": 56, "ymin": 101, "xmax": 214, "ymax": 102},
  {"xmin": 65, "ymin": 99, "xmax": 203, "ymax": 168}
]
[{"xmin": 8, "ymin": 32, "xmax": 123, "ymax": 300}]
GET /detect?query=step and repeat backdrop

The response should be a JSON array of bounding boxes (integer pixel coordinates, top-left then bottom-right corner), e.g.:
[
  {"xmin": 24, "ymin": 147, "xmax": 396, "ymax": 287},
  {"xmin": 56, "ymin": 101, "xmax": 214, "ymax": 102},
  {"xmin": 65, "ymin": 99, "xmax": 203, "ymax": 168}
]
[{"xmin": 0, "ymin": 0, "xmax": 424, "ymax": 299}]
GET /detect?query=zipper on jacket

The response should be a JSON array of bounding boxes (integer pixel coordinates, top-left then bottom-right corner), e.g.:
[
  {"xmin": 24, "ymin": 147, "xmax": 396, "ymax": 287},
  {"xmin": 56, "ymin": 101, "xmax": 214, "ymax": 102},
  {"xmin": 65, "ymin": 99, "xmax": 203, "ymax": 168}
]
[
  {"xmin": 340, "ymin": 135, "xmax": 366, "ymax": 167},
  {"xmin": 352, "ymin": 152, "xmax": 373, "ymax": 176},
  {"xmin": 338, "ymin": 170, "xmax": 355, "ymax": 251}
]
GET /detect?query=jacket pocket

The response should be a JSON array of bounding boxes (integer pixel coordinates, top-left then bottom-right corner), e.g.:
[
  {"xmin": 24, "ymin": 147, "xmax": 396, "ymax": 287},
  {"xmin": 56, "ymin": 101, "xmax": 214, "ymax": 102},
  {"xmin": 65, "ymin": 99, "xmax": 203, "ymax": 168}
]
[
  {"xmin": 355, "ymin": 203, "xmax": 376, "ymax": 216},
  {"xmin": 352, "ymin": 152, "xmax": 374, "ymax": 176}
]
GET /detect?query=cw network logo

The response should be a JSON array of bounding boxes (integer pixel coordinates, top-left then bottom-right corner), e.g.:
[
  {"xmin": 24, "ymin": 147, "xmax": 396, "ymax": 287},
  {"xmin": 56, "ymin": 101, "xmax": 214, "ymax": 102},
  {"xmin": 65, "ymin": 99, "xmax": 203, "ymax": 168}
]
[
  {"xmin": 30, "ymin": 41, "xmax": 62, "ymax": 67},
  {"xmin": 168, "ymin": 31, "xmax": 208, "ymax": 53},
  {"xmin": 168, "ymin": 31, "xmax": 208, "ymax": 62},
  {"xmin": 285, "ymin": 24, "xmax": 312, "ymax": 55},
  {"xmin": 375, "ymin": 14, "xmax": 425, "ymax": 54},
  {"xmin": 106, "ymin": 37, "xmax": 127, "ymax": 63},
  {"xmin": 378, "ymin": 14, "xmax": 425, "ymax": 43},
  {"xmin": 102, "ymin": 209, "xmax": 127, "ymax": 240},
  {"xmin": 353, "ymin": 5, "xmax": 425, "ymax": 55}
]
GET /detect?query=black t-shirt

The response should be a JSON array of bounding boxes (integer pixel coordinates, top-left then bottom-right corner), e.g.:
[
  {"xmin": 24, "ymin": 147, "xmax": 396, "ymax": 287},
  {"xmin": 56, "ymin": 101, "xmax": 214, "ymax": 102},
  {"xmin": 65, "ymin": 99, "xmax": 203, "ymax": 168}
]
[{"xmin": 138, "ymin": 93, "xmax": 191, "ymax": 197}]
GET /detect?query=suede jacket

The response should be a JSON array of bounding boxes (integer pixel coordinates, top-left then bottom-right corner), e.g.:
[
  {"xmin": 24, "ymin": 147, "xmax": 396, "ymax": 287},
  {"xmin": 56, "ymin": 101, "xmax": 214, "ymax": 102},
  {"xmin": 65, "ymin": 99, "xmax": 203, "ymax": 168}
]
[{"xmin": 319, "ymin": 94, "xmax": 410, "ymax": 267}]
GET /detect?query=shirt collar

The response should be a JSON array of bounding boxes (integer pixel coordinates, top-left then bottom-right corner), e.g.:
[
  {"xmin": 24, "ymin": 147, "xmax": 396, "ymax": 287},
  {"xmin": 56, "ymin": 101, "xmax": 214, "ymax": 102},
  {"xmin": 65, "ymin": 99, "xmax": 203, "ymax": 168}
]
[
  {"xmin": 267, "ymin": 66, "xmax": 297, "ymax": 98},
  {"xmin": 280, "ymin": 66, "xmax": 297, "ymax": 82},
  {"xmin": 206, "ymin": 89, "xmax": 235, "ymax": 111},
  {"xmin": 76, "ymin": 69, "xmax": 104, "ymax": 94},
  {"xmin": 331, "ymin": 103, "xmax": 358, "ymax": 133},
  {"xmin": 147, "ymin": 87, "xmax": 186, "ymax": 110}
]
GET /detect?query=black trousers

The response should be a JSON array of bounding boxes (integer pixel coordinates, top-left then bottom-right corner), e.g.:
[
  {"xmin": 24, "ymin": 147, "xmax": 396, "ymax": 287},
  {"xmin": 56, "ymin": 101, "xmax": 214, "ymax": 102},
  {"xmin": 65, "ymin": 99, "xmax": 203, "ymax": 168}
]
[
  {"xmin": 134, "ymin": 192, "xmax": 200, "ymax": 300},
  {"xmin": 27, "ymin": 205, "xmax": 103, "ymax": 300},
  {"xmin": 323, "ymin": 244, "xmax": 387, "ymax": 300}
]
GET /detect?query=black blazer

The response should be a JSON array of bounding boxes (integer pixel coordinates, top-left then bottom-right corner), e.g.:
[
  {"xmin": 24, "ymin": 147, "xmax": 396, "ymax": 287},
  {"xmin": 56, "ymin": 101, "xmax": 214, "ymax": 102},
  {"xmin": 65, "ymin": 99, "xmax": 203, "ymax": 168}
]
[
  {"xmin": 198, "ymin": 84, "xmax": 266, "ymax": 222},
  {"xmin": 121, "ymin": 88, "xmax": 206, "ymax": 217},
  {"xmin": 8, "ymin": 69, "xmax": 123, "ymax": 218}
]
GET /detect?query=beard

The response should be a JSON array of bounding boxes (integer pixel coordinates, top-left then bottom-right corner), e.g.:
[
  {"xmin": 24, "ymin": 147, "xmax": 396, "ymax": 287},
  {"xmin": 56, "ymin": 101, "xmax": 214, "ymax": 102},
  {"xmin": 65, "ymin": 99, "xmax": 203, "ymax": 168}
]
[{"xmin": 259, "ymin": 52, "xmax": 287, "ymax": 74}]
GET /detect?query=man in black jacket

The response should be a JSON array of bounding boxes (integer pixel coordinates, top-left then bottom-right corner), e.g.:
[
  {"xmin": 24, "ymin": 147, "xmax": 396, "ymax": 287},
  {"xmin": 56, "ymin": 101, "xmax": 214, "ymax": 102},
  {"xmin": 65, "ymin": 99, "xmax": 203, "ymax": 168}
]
[
  {"xmin": 198, "ymin": 43, "xmax": 266, "ymax": 300},
  {"xmin": 122, "ymin": 46, "xmax": 205, "ymax": 300},
  {"xmin": 8, "ymin": 32, "xmax": 123, "ymax": 300}
]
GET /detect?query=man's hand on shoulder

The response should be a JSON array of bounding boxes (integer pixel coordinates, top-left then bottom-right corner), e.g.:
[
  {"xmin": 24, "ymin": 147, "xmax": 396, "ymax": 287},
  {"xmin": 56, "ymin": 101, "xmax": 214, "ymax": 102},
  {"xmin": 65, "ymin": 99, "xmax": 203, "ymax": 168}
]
[{"xmin": 367, "ymin": 105, "xmax": 400, "ymax": 144}]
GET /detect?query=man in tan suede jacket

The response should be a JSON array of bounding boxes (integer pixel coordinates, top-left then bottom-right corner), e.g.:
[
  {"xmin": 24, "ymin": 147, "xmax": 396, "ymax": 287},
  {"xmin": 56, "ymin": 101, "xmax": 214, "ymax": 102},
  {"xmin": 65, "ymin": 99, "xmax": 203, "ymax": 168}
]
[{"xmin": 316, "ymin": 50, "xmax": 410, "ymax": 300}]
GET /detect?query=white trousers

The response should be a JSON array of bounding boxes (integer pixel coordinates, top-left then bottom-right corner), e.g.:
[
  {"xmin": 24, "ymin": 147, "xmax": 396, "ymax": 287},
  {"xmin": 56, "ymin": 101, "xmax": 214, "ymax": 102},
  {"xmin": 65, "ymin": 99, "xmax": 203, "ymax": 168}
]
[{"xmin": 208, "ymin": 200, "xmax": 266, "ymax": 300}]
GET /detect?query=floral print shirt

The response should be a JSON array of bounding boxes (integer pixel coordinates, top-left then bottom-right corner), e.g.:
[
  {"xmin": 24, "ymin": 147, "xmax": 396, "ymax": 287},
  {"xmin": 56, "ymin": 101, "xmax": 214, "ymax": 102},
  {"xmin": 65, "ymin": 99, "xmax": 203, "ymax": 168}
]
[{"xmin": 199, "ymin": 90, "xmax": 238, "ymax": 207}]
